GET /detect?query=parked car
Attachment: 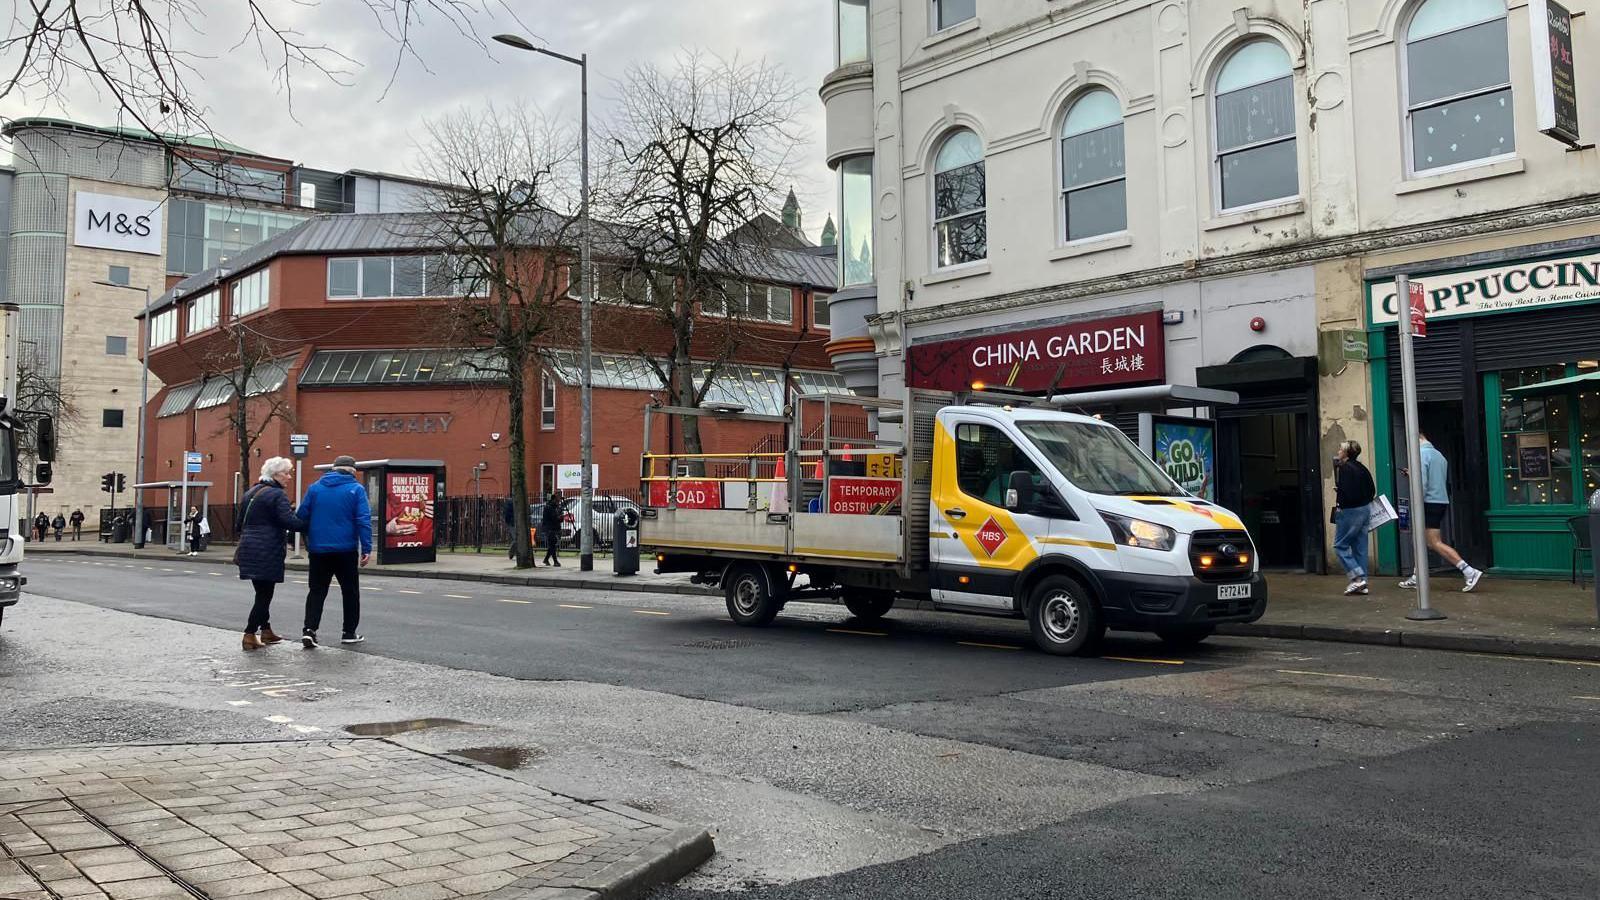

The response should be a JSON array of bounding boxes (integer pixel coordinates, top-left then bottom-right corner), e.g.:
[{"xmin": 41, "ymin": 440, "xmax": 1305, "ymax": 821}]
[{"xmin": 560, "ymin": 495, "xmax": 640, "ymax": 548}]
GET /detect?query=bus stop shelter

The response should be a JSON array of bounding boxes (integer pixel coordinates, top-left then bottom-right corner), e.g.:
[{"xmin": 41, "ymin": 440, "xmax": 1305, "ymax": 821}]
[
  {"xmin": 133, "ymin": 481, "xmax": 213, "ymax": 550},
  {"xmin": 312, "ymin": 459, "xmax": 444, "ymax": 565}
]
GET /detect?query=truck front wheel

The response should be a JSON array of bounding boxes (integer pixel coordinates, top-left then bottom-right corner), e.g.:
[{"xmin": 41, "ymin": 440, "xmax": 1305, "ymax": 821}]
[
  {"xmin": 725, "ymin": 565, "xmax": 782, "ymax": 627},
  {"xmin": 1027, "ymin": 575, "xmax": 1101, "ymax": 656},
  {"xmin": 842, "ymin": 588, "xmax": 895, "ymax": 621}
]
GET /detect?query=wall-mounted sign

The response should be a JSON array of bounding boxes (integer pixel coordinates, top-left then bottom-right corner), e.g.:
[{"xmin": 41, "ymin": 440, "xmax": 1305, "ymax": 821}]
[
  {"xmin": 384, "ymin": 471, "xmax": 435, "ymax": 549},
  {"xmin": 1530, "ymin": 0, "xmax": 1581, "ymax": 147},
  {"xmin": 1139, "ymin": 415, "xmax": 1215, "ymax": 501},
  {"xmin": 1340, "ymin": 329, "xmax": 1368, "ymax": 362},
  {"xmin": 73, "ymin": 191, "xmax": 163, "ymax": 255},
  {"xmin": 1367, "ymin": 250, "xmax": 1600, "ymax": 325},
  {"xmin": 356, "ymin": 413, "xmax": 453, "ymax": 434},
  {"xmin": 1516, "ymin": 433, "xmax": 1553, "ymax": 481},
  {"xmin": 907, "ymin": 311, "xmax": 1165, "ymax": 393},
  {"xmin": 556, "ymin": 463, "xmax": 599, "ymax": 490}
]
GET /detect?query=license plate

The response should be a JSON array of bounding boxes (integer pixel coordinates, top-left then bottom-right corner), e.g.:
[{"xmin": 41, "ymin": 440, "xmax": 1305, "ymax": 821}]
[{"xmin": 1217, "ymin": 583, "xmax": 1252, "ymax": 600}]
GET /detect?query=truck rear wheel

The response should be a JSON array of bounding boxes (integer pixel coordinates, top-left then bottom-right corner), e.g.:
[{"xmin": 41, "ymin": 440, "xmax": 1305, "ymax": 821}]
[
  {"xmin": 724, "ymin": 564, "xmax": 782, "ymax": 627},
  {"xmin": 842, "ymin": 589, "xmax": 895, "ymax": 621},
  {"xmin": 1027, "ymin": 575, "xmax": 1101, "ymax": 656}
]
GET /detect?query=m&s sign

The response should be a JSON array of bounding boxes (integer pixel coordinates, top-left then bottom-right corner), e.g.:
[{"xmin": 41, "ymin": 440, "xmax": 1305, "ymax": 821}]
[{"xmin": 73, "ymin": 191, "xmax": 163, "ymax": 256}]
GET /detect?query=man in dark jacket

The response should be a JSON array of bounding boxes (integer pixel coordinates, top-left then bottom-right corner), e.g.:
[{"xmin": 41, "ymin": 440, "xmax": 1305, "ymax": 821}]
[
  {"xmin": 298, "ymin": 455, "xmax": 372, "ymax": 648},
  {"xmin": 541, "ymin": 493, "xmax": 563, "ymax": 567},
  {"xmin": 51, "ymin": 513, "xmax": 66, "ymax": 541},
  {"xmin": 1332, "ymin": 440, "xmax": 1377, "ymax": 595},
  {"xmin": 69, "ymin": 509, "xmax": 85, "ymax": 541},
  {"xmin": 33, "ymin": 512, "xmax": 48, "ymax": 543}
]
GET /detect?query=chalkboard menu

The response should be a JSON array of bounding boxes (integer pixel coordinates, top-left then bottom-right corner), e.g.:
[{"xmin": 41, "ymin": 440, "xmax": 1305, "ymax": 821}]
[
  {"xmin": 1531, "ymin": 0, "xmax": 1581, "ymax": 146},
  {"xmin": 1516, "ymin": 433, "xmax": 1553, "ymax": 481}
]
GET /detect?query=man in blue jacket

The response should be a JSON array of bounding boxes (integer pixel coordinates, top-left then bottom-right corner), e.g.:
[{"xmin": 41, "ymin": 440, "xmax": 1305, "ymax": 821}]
[{"xmin": 298, "ymin": 455, "xmax": 373, "ymax": 647}]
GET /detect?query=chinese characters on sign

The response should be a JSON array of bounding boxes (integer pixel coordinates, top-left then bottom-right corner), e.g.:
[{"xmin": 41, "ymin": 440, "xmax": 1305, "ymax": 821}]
[
  {"xmin": 384, "ymin": 472, "xmax": 435, "ymax": 550},
  {"xmin": 906, "ymin": 311, "xmax": 1165, "ymax": 393},
  {"xmin": 1530, "ymin": 0, "xmax": 1580, "ymax": 147}
]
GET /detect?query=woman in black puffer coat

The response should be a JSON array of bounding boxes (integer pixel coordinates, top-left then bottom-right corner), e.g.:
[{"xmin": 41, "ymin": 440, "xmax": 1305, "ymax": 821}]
[{"xmin": 236, "ymin": 456, "xmax": 306, "ymax": 650}]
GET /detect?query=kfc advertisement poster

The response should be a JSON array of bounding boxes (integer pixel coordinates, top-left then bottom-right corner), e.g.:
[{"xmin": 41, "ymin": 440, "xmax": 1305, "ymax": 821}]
[{"xmin": 384, "ymin": 472, "xmax": 436, "ymax": 549}]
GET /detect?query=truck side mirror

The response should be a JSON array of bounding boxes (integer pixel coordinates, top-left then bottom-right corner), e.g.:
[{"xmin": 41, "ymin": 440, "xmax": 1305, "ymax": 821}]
[
  {"xmin": 36, "ymin": 417, "xmax": 56, "ymax": 463},
  {"xmin": 1004, "ymin": 470, "xmax": 1034, "ymax": 511}
]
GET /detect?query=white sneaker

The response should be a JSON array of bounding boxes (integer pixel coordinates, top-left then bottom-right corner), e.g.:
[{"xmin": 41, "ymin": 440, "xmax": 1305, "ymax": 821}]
[
  {"xmin": 1343, "ymin": 580, "xmax": 1369, "ymax": 596},
  {"xmin": 1462, "ymin": 569, "xmax": 1483, "ymax": 593},
  {"xmin": 1398, "ymin": 576, "xmax": 1418, "ymax": 590}
]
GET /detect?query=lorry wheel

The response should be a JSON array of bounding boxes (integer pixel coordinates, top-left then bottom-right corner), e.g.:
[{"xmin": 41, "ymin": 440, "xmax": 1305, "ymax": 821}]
[
  {"xmin": 725, "ymin": 565, "xmax": 781, "ymax": 627},
  {"xmin": 842, "ymin": 589, "xmax": 895, "ymax": 621},
  {"xmin": 1027, "ymin": 575, "xmax": 1100, "ymax": 656},
  {"xmin": 1155, "ymin": 626, "xmax": 1213, "ymax": 650}
]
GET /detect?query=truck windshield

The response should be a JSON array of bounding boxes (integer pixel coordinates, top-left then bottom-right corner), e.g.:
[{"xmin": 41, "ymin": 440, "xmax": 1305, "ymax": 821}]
[{"xmin": 1017, "ymin": 420, "xmax": 1183, "ymax": 497}]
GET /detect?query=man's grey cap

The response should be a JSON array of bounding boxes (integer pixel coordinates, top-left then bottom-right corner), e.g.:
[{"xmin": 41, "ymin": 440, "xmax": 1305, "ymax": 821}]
[{"xmin": 333, "ymin": 455, "xmax": 358, "ymax": 468}]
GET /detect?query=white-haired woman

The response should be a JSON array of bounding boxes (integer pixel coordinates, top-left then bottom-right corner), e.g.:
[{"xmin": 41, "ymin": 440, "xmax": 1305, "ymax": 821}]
[{"xmin": 235, "ymin": 457, "xmax": 306, "ymax": 650}]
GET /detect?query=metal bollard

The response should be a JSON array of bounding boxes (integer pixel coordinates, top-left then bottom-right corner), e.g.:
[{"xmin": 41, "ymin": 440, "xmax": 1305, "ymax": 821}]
[{"xmin": 1590, "ymin": 489, "xmax": 1600, "ymax": 625}]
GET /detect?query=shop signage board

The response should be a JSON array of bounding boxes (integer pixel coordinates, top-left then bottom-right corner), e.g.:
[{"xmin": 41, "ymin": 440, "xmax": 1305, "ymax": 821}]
[
  {"xmin": 906, "ymin": 311, "xmax": 1165, "ymax": 393},
  {"xmin": 1367, "ymin": 250, "xmax": 1600, "ymax": 326},
  {"xmin": 356, "ymin": 413, "xmax": 453, "ymax": 434},
  {"xmin": 826, "ymin": 476, "xmax": 903, "ymax": 515},
  {"xmin": 73, "ymin": 191, "xmax": 163, "ymax": 255},
  {"xmin": 556, "ymin": 464, "xmax": 599, "ymax": 490},
  {"xmin": 384, "ymin": 472, "xmax": 435, "ymax": 549},
  {"xmin": 1139, "ymin": 415, "xmax": 1215, "ymax": 501},
  {"xmin": 1530, "ymin": 0, "xmax": 1581, "ymax": 147}
]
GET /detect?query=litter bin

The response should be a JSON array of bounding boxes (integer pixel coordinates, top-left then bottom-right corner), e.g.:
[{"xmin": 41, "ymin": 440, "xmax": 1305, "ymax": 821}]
[
  {"xmin": 613, "ymin": 507, "xmax": 640, "ymax": 577},
  {"xmin": 111, "ymin": 519, "xmax": 129, "ymax": 543}
]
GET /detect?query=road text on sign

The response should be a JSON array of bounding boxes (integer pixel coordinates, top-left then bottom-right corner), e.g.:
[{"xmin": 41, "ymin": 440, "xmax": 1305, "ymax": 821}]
[
  {"xmin": 648, "ymin": 479, "xmax": 723, "ymax": 510},
  {"xmin": 827, "ymin": 477, "xmax": 903, "ymax": 515}
]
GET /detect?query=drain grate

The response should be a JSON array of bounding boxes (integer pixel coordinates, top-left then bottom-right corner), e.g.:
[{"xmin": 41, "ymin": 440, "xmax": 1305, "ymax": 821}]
[{"xmin": 681, "ymin": 638, "xmax": 751, "ymax": 650}]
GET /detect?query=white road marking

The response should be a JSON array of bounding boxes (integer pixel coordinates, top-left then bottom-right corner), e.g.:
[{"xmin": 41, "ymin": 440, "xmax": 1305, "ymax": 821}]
[
  {"xmin": 288, "ymin": 724, "xmax": 323, "ymax": 734},
  {"xmin": 559, "ymin": 604, "xmax": 592, "ymax": 610},
  {"xmin": 1104, "ymin": 656, "xmax": 1186, "ymax": 666},
  {"xmin": 634, "ymin": 610, "xmax": 671, "ymax": 617},
  {"xmin": 1276, "ymin": 669, "xmax": 1386, "ymax": 681},
  {"xmin": 397, "ymin": 590, "xmax": 422, "ymax": 595},
  {"xmin": 264, "ymin": 715, "xmax": 294, "ymax": 724},
  {"xmin": 445, "ymin": 594, "xmax": 473, "ymax": 600},
  {"xmin": 497, "ymin": 599, "xmax": 532, "ymax": 605},
  {"xmin": 226, "ymin": 700, "xmax": 253, "ymax": 707},
  {"xmin": 1466, "ymin": 653, "xmax": 1600, "ymax": 669}
]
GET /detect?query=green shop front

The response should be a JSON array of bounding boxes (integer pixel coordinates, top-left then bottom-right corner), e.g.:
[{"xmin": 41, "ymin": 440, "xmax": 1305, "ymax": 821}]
[{"xmin": 1366, "ymin": 243, "xmax": 1600, "ymax": 578}]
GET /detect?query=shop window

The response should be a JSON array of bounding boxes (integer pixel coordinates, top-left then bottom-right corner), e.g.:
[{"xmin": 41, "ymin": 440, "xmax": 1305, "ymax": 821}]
[
  {"xmin": 933, "ymin": 130, "xmax": 986, "ymax": 268},
  {"xmin": 1498, "ymin": 366, "xmax": 1573, "ymax": 506},
  {"xmin": 1584, "ymin": 386, "xmax": 1600, "ymax": 498},
  {"xmin": 1404, "ymin": 0, "xmax": 1513, "ymax": 175},
  {"xmin": 1213, "ymin": 40, "xmax": 1298, "ymax": 211},
  {"xmin": 1060, "ymin": 89, "xmax": 1127, "ymax": 243}
]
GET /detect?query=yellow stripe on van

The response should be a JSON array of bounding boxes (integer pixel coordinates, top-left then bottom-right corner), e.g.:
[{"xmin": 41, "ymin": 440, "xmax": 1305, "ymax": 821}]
[
  {"xmin": 1038, "ymin": 536, "xmax": 1118, "ymax": 552},
  {"xmin": 1124, "ymin": 496, "xmax": 1246, "ymax": 531}
]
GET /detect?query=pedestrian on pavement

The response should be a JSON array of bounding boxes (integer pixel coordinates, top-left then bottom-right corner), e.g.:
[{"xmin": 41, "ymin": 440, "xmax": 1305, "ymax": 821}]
[
  {"xmin": 184, "ymin": 506, "xmax": 204, "ymax": 556},
  {"xmin": 299, "ymin": 454, "xmax": 372, "ymax": 647},
  {"xmin": 33, "ymin": 512, "xmax": 48, "ymax": 543},
  {"xmin": 1331, "ymin": 440, "xmax": 1376, "ymax": 596},
  {"xmin": 51, "ymin": 513, "xmax": 66, "ymax": 542},
  {"xmin": 69, "ymin": 509, "xmax": 84, "ymax": 541},
  {"xmin": 235, "ymin": 457, "xmax": 306, "ymax": 651},
  {"xmin": 1401, "ymin": 431, "xmax": 1484, "ymax": 592},
  {"xmin": 541, "ymin": 493, "xmax": 563, "ymax": 567}
]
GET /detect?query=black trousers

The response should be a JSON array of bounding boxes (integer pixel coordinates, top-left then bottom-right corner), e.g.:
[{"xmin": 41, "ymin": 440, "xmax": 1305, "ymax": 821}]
[
  {"xmin": 304, "ymin": 550, "xmax": 361, "ymax": 635},
  {"xmin": 247, "ymin": 581, "xmax": 275, "ymax": 633},
  {"xmin": 544, "ymin": 528, "xmax": 560, "ymax": 565}
]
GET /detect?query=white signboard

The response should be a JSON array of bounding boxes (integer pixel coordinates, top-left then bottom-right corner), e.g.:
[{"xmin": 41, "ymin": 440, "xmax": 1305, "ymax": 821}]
[
  {"xmin": 1530, "ymin": 0, "xmax": 1580, "ymax": 147},
  {"xmin": 73, "ymin": 191, "xmax": 163, "ymax": 255},
  {"xmin": 556, "ymin": 464, "xmax": 599, "ymax": 490},
  {"xmin": 1368, "ymin": 251, "xmax": 1600, "ymax": 325}
]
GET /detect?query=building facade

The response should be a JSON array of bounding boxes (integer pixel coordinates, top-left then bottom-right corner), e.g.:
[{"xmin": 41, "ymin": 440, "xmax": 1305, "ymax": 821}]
[
  {"xmin": 140, "ymin": 212, "xmax": 841, "ymax": 511},
  {"xmin": 0, "ymin": 118, "xmax": 441, "ymax": 518},
  {"xmin": 822, "ymin": 0, "xmax": 1600, "ymax": 576}
]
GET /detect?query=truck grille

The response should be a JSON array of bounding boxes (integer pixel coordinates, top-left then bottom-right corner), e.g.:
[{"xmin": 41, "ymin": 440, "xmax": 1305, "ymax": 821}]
[{"xmin": 1189, "ymin": 530, "xmax": 1254, "ymax": 583}]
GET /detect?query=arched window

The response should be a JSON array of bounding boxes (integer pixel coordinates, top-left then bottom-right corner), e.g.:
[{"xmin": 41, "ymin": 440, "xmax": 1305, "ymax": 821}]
[
  {"xmin": 1404, "ymin": 0, "xmax": 1512, "ymax": 174},
  {"xmin": 1214, "ymin": 40, "xmax": 1298, "ymax": 211},
  {"xmin": 933, "ymin": 129, "xmax": 986, "ymax": 268},
  {"xmin": 1060, "ymin": 89, "xmax": 1126, "ymax": 242}
]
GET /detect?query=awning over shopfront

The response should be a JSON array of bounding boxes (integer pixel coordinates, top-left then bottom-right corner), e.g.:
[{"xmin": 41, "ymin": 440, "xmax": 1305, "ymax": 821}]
[{"xmin": 1507, "ymin": 370, "xmax": 1600, "ymax": 394}]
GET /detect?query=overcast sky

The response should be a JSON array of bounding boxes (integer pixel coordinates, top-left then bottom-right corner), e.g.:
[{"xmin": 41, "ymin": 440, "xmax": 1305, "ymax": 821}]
[{"xmin": 0, "ymin": 1, "xmax": 837, "ymax": 240}]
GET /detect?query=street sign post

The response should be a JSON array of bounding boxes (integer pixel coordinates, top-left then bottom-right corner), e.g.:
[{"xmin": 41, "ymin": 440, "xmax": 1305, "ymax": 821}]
[
  {"xmin": 180, "ymin": 451, "xmax": 202, "ymax": 552},
  {"xmin": 289, "ymin": 435, "xmax": 309, "ymax": 558},
  {"xmin": 1396, "ymin": 276, "xmax": 1444, "ymax": 621}
]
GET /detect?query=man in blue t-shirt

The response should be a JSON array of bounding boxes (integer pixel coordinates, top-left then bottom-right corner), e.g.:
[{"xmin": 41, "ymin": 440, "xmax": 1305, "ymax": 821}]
[
  {"xmin": 298, "ymin": 455, "xmax": 373, "ymax": 647},
  {"xmin": 1401, "ymin": 432, "xmax": 1483, "ymax": 593}
]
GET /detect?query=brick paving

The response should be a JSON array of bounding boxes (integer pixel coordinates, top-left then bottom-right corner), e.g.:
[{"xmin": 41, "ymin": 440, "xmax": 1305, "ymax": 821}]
[{"xmin": 0, "ymin": 742, "xmax": 690, "ymax": 899}]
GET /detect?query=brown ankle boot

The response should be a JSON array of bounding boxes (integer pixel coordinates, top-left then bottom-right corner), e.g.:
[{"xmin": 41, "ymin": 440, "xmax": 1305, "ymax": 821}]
[
  {"xmin": 243, "ymin": 632, "xmax": 264, "ymax": 651},
  {"xmin": 259, "ymin": 626, "xmax": 284, "ymax": 645}
]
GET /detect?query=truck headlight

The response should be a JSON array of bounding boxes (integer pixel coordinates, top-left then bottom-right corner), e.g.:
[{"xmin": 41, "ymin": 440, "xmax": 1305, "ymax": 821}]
[{"xmin": 1099, "ymin": 512, "xmax": 1176, "ymax": 552}]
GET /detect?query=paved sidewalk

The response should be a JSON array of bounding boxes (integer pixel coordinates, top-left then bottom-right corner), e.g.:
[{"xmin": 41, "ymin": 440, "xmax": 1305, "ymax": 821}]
[{"xmin": 0, "ymin": 741, "xmax": 712, "ymax": 900}]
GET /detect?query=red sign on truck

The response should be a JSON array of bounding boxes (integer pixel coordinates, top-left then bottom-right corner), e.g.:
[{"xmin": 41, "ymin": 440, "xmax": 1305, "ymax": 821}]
[
  {"xmin": 827, "ymin": 477, "xmax": 903, "ymax": 515},
  {"xmin": 647, "ymin": 480, "xmax": 723, "ymax": 510},
  {"xmin": 906, "ymin": 311, "xmax": 1165, "ymax": 393}
]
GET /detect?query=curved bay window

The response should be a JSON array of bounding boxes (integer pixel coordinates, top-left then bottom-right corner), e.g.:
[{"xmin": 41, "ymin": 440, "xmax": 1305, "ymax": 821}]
[
  {"xmin": 932, "ymin": 130, "xmax": 986, "ymax": 268},
  {"xmin": 1213, "ymin": 40, "xmax": 1298, "ymax": 211},
  {"xmin": 1404, "ymin": 0, "xmax": 1513, "ymax": 174},
  {"xmin": 1060, "ymin": 89, "xmax": 1126, "ymax": 242},
  {"xmin": 837, "ymin": 0, "xmax": 869, "ymax": 65},
  {"xmin": 839, "ymin": 156, "xmax": 874, "ymax": 287}
]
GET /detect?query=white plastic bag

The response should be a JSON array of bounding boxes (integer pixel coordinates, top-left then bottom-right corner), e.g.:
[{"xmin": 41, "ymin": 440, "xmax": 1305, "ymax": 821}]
[{"xmin": 1366, "ymin": 495, "xmax": 1397, "ymax": 531}]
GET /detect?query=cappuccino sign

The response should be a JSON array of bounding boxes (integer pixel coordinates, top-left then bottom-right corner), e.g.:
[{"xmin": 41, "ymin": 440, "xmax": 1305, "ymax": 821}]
[{"xmin": 73, "ymin": 191, "xmax": 163, "ymax": 256}]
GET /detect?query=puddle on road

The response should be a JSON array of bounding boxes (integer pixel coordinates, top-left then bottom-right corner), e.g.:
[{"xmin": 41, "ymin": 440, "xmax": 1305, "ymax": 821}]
[
  {"xmin": 345, "ymin": 717, "xmax": 474, "ymax": 736},
  {"xmin": 452, "ymin": 746, "xmax": 544, "ymax": 770}
]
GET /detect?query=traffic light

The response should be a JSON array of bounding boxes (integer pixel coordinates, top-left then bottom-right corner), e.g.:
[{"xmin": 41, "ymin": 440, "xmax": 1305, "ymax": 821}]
[
  {"xmin": 102, "ymin": 473, "xmax": 115, "ymax": 493},
  {"xmin": 116, "ymin": 473, "xmax": 127, "ymax": 493}
]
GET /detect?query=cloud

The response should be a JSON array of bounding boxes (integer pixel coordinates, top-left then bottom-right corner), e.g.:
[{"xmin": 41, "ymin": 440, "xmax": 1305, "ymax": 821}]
[{"xmin": 0, "ymin": 1, "xmax": 837, "ymax": 239}]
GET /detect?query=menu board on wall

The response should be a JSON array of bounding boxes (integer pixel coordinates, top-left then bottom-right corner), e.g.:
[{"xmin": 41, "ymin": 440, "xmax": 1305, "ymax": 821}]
[{"xmin": 1516, "ymin": 433, "xmax": 1553, "ymax": 481}]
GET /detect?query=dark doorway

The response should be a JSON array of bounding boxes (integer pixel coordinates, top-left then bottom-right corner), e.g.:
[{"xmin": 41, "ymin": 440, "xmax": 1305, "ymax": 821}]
[{"xmin": 1231, "ymin": 411, "xmax": 1307, "ymax": 568}]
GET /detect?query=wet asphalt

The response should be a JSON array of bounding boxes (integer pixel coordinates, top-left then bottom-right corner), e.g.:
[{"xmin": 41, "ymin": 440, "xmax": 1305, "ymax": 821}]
[{"xmin": 6, "ymin": 555, "xmax": 1600, "ymax": 897}]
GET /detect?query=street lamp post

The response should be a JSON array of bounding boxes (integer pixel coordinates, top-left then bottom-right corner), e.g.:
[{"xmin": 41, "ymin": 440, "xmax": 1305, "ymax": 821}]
[
  {"xmin": 97, "ymin": 280, "xmax": 152, "ymax": 548},
  {"xmin": 493, "ymin": 33, "xmax": 596, "ymax": 572}
]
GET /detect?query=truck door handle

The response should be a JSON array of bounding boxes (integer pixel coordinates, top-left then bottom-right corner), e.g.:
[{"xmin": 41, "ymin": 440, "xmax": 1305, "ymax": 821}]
[{"xmin": 944, "ymin": 507, "xmax": 967, "ymax": 520}]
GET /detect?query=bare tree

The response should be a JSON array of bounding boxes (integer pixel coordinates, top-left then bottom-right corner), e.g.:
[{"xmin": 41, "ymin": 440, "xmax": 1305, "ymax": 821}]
[
  {"xmin": 13, "ymin": 344, "xmax": 80, "ymax": 462},
  {"xmin": 602, "ymin": 53, "xmax": 807, "ymax": 458},
  {"xmin": 199, "ymin": 323, "xmax": 296, "ymax": 497},
  {"xmin": 413, "ymin": 102, "xmax": 579, "ymax": 569}
]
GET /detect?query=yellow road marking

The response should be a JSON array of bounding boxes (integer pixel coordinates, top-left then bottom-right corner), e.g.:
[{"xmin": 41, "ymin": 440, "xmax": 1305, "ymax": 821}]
[
  {"xmin": 827, "ymin": 627, "xmax": 887, "ymax": 637},
  {"xmin": 957, "ymin": 641, "xmax": 1021, "ymax": 651},
  {"xmin": 1276, "ymin": 669, "xmax": 1385, "ymax": 681},
  {"xmin": 559, "ymin": 604, "xmax": 592, "ymax": 609},
  {"xmin": 634, "ymin": 610, "xmax": 671, "ymax": 617},
  {"xmin": 1466, "ymin": 653, "xmax": 1600, "ymax": 669},
  {"xmin": 1104, "ymin": 656, "xmax": 1186, "ymax": 666},
  {"xmin": 497, "ymin": 599, "xmax": 532, "ymax": 605}
]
